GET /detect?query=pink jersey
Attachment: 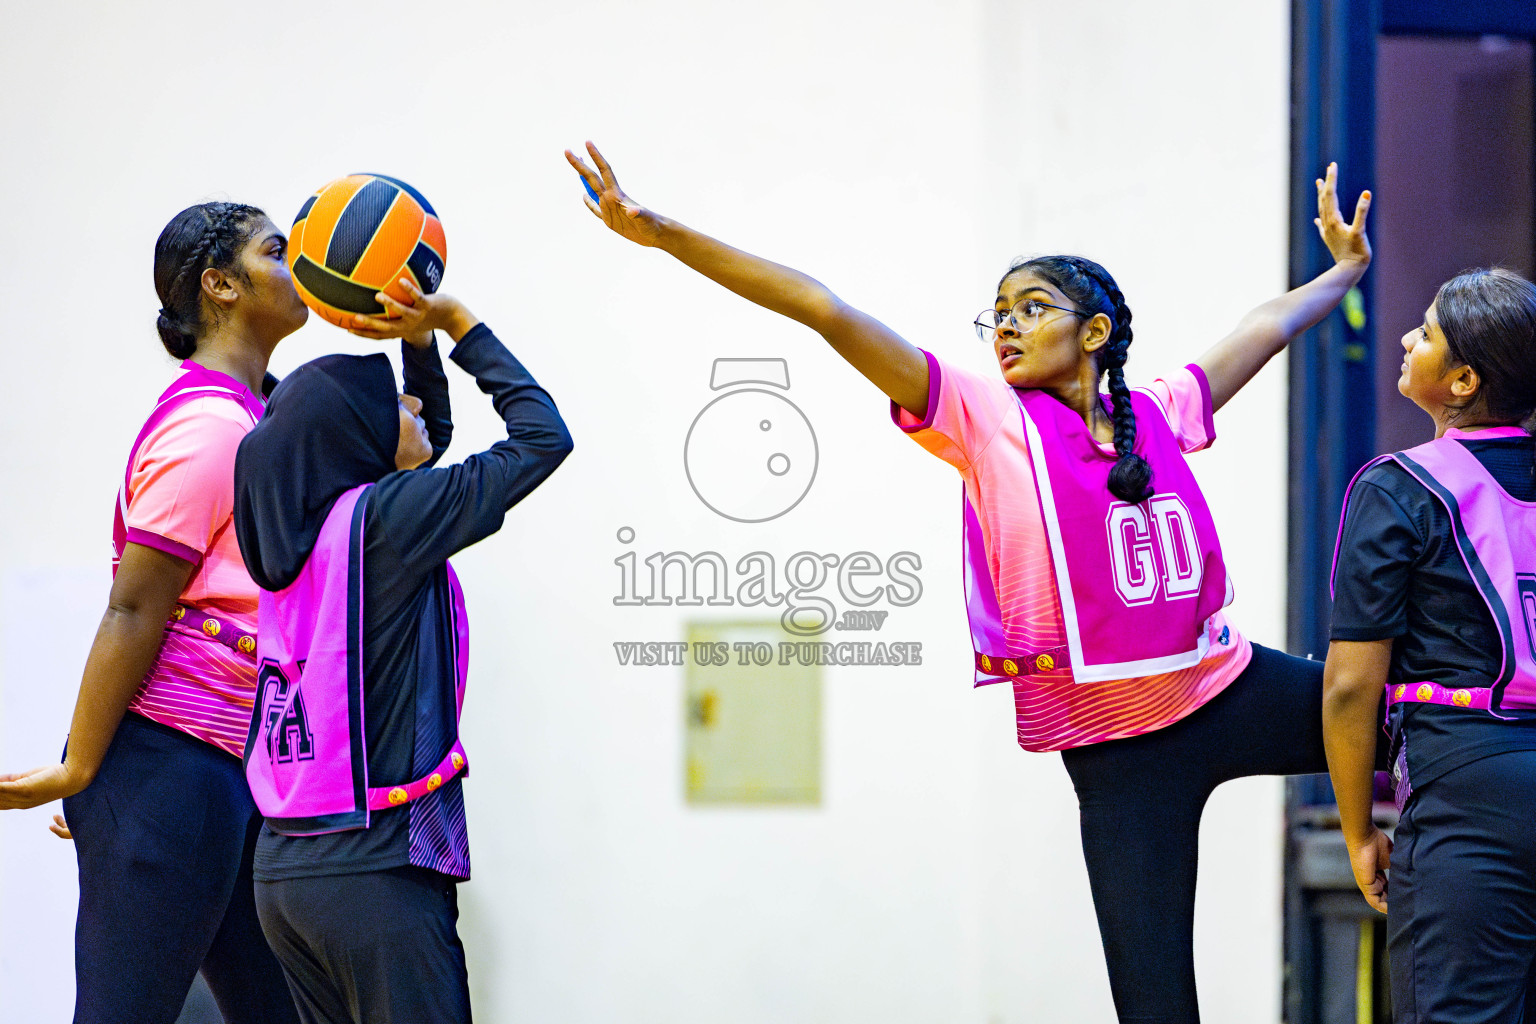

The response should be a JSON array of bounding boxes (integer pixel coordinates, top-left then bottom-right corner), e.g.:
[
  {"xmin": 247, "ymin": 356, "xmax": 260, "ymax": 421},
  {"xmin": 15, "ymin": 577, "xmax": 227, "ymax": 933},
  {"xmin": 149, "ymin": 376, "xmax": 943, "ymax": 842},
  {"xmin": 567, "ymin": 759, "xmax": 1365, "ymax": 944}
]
[
  {"xmin": 893, "ymin": 350, "xmax": 1252, "ymax": 752},
  {"xmin": 119, "ymin": 363, "xmax": 265, "ymax": 757}
]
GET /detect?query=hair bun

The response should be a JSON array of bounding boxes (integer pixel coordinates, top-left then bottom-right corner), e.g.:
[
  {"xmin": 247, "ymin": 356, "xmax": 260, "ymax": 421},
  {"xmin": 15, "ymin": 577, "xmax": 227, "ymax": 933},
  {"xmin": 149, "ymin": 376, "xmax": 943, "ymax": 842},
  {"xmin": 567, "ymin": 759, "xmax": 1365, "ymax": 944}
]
[{"xmin": 156, "ymin": 309, "xmax": 197, "ymax": 360}]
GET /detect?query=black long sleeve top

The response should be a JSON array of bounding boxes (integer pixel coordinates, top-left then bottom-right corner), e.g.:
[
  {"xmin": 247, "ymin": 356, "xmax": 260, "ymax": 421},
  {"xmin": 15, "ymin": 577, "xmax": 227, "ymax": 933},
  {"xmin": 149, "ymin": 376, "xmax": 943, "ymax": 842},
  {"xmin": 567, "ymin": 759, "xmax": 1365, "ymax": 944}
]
[{"xmin": 254, "ymin": 325, "xmax": 572, "ymax": 881}]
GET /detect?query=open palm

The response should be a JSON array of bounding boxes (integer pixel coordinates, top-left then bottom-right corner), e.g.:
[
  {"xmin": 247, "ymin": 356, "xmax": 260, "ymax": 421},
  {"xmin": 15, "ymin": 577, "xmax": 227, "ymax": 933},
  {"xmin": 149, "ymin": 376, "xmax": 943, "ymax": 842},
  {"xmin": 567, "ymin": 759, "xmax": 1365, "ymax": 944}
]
[
  {"xmin": 1315, "ymin": 161, "xmax": 1372, "ymax": 267},
  {"xmin": 565, "ymin": 142, "xmax": 665, "ymax": 248}
]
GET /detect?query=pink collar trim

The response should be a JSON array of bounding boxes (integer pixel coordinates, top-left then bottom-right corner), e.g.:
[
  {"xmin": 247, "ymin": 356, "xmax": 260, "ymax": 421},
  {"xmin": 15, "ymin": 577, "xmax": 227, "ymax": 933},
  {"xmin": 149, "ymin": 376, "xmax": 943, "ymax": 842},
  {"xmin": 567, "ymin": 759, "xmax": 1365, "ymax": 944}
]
[{"xmin": 1442, "ymin": 425, "xmax": 1529, "ymax": 441}]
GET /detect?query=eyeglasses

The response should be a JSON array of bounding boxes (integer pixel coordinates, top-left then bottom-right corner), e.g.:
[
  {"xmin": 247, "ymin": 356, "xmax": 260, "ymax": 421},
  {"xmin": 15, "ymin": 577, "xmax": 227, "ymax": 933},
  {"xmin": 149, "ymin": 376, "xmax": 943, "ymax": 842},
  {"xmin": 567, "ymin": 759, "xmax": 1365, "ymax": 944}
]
[{"xmin": 974, "ymin": 299, "xmax": 1089, "ymax": 342}]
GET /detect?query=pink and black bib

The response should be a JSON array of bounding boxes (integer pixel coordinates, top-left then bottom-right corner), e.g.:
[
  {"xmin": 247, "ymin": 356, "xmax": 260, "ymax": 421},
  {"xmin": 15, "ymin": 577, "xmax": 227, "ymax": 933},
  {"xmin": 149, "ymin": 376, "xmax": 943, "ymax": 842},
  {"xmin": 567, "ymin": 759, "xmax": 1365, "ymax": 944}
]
[
  {"xmin": 244, "ymin": 484, "xmax": 470, "ymax": 835},
  {"xmin": 1336, "ymin": 426, "xmax": 1536, "ymax": 715},
  {"xmin": 965, "ymin": 389, "xmax": 1232, "ymax": 684}
]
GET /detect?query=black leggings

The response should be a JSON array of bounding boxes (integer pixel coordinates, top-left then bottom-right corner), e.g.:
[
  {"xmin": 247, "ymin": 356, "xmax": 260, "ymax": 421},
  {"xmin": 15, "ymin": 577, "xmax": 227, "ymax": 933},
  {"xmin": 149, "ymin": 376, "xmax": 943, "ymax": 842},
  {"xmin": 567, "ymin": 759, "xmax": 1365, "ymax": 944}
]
[{"xmin": 1060, "ymin": 643, "xmax": 1369, "ymax": 1024}]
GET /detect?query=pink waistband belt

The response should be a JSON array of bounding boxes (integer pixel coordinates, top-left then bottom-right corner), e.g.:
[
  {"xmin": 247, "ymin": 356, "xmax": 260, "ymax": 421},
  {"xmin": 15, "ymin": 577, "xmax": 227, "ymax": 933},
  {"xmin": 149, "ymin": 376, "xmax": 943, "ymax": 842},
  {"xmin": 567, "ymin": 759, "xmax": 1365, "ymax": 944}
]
[
  {"xmin": 1386, "ymin": 680, "xmax": 1493, "ymax": 711},
  {"xmin": 366, "ymin": 740, "xmax": 469, "ymax": 811},
  {"xmin": 168, "ymin": 605, "xmax": 257, "ymax": 661},
  {"xmin": 974, "ymin": 646, "xmax": 1070, "ymax": 679}
]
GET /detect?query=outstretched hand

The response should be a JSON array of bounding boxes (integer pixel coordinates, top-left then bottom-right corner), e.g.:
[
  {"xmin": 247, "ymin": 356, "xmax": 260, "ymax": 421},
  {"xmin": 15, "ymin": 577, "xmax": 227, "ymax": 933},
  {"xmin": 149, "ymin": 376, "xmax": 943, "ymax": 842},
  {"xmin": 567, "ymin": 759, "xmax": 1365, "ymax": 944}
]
[
  {"xmin": 565, "ymin": 142, "xmax": 665, "ymax": 248},
  {"xmin": 0, "ymin": 763, "xmax": 84, "ymax": 811},
  {"xmin": 1315, "ymin": 162, "xmax": 1372, "ymax": 268},
  {"xmin": 1348, "ymin": 825, "xmax": 1392, "ymax": 914},
  {"xmin": 0, "ymin": 768, "xmax": 78, "ymax": 835}
]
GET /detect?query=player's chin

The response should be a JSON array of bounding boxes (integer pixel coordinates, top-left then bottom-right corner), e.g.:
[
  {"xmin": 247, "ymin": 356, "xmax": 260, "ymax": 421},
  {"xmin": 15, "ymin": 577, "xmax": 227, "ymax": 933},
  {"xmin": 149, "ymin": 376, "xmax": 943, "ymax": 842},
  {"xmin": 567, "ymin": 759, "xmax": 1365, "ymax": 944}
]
[{"xmin": 998, "ymin": 363, "xmax": 1039, "ymax": 389}]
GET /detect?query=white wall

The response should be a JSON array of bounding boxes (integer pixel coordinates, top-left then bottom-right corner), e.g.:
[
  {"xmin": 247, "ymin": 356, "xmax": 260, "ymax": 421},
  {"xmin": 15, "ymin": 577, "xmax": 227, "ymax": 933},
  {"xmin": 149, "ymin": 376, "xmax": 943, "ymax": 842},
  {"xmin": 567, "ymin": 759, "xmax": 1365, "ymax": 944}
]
[{"xmin": 0, "ymin": 2, "xmax": 1292, "ymax": 1021}]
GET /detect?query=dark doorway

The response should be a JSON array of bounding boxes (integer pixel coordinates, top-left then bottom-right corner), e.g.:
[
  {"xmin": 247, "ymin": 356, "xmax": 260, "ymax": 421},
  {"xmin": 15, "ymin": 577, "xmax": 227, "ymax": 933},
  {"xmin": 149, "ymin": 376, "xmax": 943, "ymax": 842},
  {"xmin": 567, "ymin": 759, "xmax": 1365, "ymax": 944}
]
[
  {"xmin": 1374, "ymin": 35, "xmax": 1535, "ymax": 456},
  {"xmin": 1286, "ymin": 4, "xmax": 1536, "ymax": 1023}
]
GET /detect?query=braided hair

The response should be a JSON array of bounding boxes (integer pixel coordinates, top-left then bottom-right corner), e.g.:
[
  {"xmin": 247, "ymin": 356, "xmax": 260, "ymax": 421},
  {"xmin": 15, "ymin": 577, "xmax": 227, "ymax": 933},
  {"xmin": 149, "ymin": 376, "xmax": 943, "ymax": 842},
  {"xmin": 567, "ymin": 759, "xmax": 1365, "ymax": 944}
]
[
  {"xmin": 152, "ymin": 202, "xmax": 264, "ymax": 359},
  {"xmin": 1004, "ymin": 254, "xmax": 1153, "ymax": 504}
]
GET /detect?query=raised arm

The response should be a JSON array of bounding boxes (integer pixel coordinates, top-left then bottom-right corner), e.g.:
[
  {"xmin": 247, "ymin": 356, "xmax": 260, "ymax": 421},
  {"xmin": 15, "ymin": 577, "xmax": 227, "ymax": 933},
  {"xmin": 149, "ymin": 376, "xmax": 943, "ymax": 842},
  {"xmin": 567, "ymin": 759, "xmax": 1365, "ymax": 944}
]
[
  {"xmin": 350, "ymin": 289, "xmax": 573, "ymax": 570},
  {"xmin": 565, "ymin": 142, "xmax": 930, "ymax": 417},
  {"xmin": 350, "ymin": 277, "xmax": 469, "ymax": 468},
  {"xmin": 400, "ymin": 333, "xmax": 453, "ymax": 467},
  {"xmin": 1196, "ymin": 163, "xmax": 1372, "ymax": 411}
]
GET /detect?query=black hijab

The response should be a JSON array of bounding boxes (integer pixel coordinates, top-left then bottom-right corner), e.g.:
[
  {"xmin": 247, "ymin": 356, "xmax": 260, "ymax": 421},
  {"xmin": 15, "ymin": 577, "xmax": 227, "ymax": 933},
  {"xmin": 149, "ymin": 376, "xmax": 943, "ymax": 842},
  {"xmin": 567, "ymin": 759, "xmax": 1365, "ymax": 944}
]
[{"xmin": 234, "ymin": 353, "xmax": 399, "ymax": 591}]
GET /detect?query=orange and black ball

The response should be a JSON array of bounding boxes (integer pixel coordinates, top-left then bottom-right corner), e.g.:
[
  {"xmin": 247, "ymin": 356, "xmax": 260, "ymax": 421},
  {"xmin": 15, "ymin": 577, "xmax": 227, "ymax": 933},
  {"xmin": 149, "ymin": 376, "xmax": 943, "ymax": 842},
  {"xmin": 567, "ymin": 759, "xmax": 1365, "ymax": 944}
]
[{"xmin": 288, "ymin": 173, "xmax": 446, "ymax": 330}]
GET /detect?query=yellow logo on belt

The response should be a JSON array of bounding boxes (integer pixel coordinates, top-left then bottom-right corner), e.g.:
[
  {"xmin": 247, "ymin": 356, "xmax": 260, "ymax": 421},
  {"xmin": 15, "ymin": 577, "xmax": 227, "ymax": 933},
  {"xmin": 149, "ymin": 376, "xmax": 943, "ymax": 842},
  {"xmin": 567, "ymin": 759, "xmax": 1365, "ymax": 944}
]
[
  {"xmin": 237, "ymin": 635, "xmax": 256, "ymax": 655},
  {"xmin": 170, "ymin": 606, "xmax": 186, "ymax": 621},
  {"xmin": 1453, "ymin": 689, "xmax": 1472, "ymax": 707},
  {"xmin": 1003, "ymin": 659, "xmax": 1019, "ymax": 677},
  {"xmin": 427, "ymin": 773, "xmax": 442, "ymax": 791},
  {"xmin": 979, "ymin": 655, "xmax": 992, "ymax": 672},
  {"xmin": 1417, "ymin": 683, "xmax": 1434, "ymax": 702},
  {"xmin": 202, "ymin": 618, "xmax": 221, "ymax": 638},
  {"xmin": 1035, "ymin": 654, "xmax": 1055, "ymax": 671},
  {"xmin": 388, "ymin": 787, "xmax": 409, "ymax": 805},
  {"xmin": 451, "ymin": 752, "xmax": 465, "ymax": 772}
]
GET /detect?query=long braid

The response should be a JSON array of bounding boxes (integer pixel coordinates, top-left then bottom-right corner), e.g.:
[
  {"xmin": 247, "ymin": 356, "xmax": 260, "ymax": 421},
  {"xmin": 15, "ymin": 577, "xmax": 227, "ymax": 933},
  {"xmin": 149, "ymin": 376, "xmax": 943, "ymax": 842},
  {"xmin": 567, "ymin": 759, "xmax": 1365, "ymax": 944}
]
[
  {"xmin": 1073, "ymin": 261, "xmax": 1153, "ymax": 503},
  {"xmin": 153, "ymin": 202, "xmax": 261, "ymax": 359},
  {"xmin": 1008, "ymin": 254, "xmax": 1154, "ymax": 504}
]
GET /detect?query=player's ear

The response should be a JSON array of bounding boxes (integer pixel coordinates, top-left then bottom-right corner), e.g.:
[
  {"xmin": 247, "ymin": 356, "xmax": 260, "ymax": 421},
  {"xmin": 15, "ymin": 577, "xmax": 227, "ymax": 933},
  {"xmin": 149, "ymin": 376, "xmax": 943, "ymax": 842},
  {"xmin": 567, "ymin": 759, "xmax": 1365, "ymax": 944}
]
[
  {"xmin": 202, "ymin": 266, "xmax": 239, "ymax": 310},
  {"xmin": 1448, "ymin": 362, "xmax": 1481, "ymax": 402},
  {"xmin": 1081, "ymin": 312, "xmax": 1111, "ymax": 354}
]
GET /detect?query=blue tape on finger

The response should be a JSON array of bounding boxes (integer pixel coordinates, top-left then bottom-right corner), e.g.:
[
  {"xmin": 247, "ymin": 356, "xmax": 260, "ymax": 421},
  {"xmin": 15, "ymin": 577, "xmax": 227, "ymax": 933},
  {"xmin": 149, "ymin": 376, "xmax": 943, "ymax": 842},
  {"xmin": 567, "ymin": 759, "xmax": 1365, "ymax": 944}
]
[{"xmin": 582, "ymin": 177, "xmax": 601, "ymax": 204}]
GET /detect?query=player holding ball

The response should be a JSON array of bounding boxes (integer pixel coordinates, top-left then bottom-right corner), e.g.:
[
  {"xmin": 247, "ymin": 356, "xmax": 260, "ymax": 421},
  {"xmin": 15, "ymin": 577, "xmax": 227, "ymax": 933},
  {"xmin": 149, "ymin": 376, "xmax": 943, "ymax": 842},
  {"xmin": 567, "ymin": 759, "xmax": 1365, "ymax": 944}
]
[{"xmin": 235, "ymin": 265, "xmax": 572, "ymax": 1022}]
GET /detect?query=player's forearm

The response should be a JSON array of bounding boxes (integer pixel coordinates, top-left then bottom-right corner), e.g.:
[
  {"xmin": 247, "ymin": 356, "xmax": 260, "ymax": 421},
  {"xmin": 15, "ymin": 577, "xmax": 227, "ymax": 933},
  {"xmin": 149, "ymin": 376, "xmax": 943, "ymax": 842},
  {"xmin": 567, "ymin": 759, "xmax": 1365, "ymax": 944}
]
[
  {"xmin": 402, "ymin": 338, "xmax": 453, "ymax": 462},
  {"xmin": 61, "ymin": 607, "xmax": 176, "ymax": 789},
  {"xmin": 1262, "ymin": 258, "xmax": 1370, "ymax": 342},
  {"xmin": 439, "ymin": 300, "xmax": 480, "ymax": 343},
  {"xmin": 1322, "ymin": 643, "xmax": 1388, "ymax": 848},
  {"xmin": 450, "ymin": 323, "xmax": 574, "ymax": 504},
  {"xmin": 654, "ymin": 217, "xmax": 844, "ymax": 334},
  {"xmin": 650, "ymin": 217, "xmax": 929, "ymax": 411},
  {"xmin": 1199, "ymin": 258, "xmax": 1370, "ymax": 410}
]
